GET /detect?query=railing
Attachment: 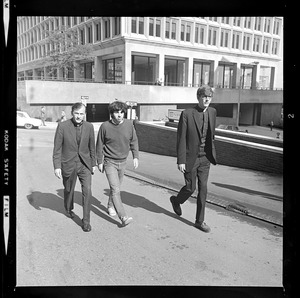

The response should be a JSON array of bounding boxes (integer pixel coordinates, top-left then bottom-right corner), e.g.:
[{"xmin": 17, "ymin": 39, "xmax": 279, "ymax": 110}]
[{"xmin": 16, "ymin": 76, "xmax": 283, "ymax": 91}]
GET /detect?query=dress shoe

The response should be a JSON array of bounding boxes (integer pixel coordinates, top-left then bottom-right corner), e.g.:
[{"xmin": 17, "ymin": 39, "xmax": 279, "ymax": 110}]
[
  {"xmin": 65, "ymin": 210, "xmax": 75, "ymax": 218},
  {"xmin": 194, "ymin": 221, "xmax": 211, "ymax": 233},
  {"xmin": 82, "ymin": 223, "xmax": 92, "ymax": 232},
  {"xmin": 170, "ymin": 196, "xmax": 182, "ymax": 216}
]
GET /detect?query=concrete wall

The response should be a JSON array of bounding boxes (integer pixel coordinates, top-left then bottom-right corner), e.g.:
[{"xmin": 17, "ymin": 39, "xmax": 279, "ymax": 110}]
[{"xmin": 135, "ymin": 122, "xmax": 283, "ymax": 174}]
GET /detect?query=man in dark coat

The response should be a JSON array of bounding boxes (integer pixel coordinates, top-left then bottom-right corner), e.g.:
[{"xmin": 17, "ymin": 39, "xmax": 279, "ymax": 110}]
[
  {"xmin": 170, "ymin": 85, "xmax": 217, "ymax": 233},
  {"xmin": 53, "ymin": 102, "xmax": 96, "ymax": 232}
]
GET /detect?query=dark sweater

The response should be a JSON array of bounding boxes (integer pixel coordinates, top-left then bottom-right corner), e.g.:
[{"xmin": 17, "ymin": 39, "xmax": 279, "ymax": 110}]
[{"xmin": 96, "ymin": 119, "xmax": 139, "ymax": 164}]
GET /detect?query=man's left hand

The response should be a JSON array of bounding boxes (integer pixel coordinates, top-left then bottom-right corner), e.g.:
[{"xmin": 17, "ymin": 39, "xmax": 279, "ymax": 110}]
[{"xmin": 133, "ymin": 158, "xmax": 139, "ymax": 169}]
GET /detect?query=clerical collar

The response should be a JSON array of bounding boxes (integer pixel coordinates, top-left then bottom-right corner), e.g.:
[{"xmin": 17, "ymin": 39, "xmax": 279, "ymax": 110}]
[
  {"xmin": 196, "ymin": 105, "xmax": 207, "ymax": 113},
  {"xmin": 71, "ymin": 119, "xmax": 83, "ymax": 127}
]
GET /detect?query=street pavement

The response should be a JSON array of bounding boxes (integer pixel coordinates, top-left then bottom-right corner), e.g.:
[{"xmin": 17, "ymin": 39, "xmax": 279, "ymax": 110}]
[{"xmin": 16, "ymin": 127, "xmax": 283, "ymax": 287}]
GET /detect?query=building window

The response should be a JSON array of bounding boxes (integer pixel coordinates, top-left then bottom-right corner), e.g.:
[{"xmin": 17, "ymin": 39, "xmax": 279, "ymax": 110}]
[
  {"xmin": 104, "ymin": 18, "xmax": 110, "ymax": 38},
  {"xmin": 208, "ymin": 27, "xmax": 217, "ymax": 46},
  {"xmin": 149, "ymin": 18, "xmax": 154, "ymax": 36},
  {"xmin": 217, "ymin": 64, "xmax": 234, "ymax": 88},
  {"xmin": 258, "ymin": 66, "xmax": 272, "ymax": 89},
  {"xmin": 264, "ymin": 17, "xmax": 271, "ymax": 33},
  {"xmin": 132, "ymin": 55, "xmax": 156, "ymax": 85},
  {"xmin": 262, "ymin": 37, "xmax": 271, "ymax": 54},
  {"xmin": 171, "ymin": 22, "xmax": 177, "ymax": 39},
  {"xmin": 87, "ymin": 26, "xmax": 93, "ymax": 43},
  {"xmin": 253, "ymin": 35, "xmax": 261, "ymax": 52},
  {"xmin": 273, "ymin": 18, "xmax": 281, "ymax": 35},
  {"xmin": 272, "ymin": 39, "xmax": 279, "ymax": 55},
  {"xmin": 193, "ymin": 61, "xmax": 211, "ymax": 87},
  {"xmin": 95, "ymin": 22, "xmax": 101, "ymax": 41},
  {"xmin": 232, "ymin": 31, "xmax": 241, "ymax": 49},
  {"xmin": 220, "ymin": 29, "xmax": 229, "ymax": 47},
  {"xmin": 79, "ymin": 28, "xmax": 85, "ymax": 44},
  {"xmin": 243, "ymin": 33, "xmax": 251, "ymax": 50},
  {"xmin": 209, "ymin": 17, "xmax": 218, "ymax": 22},
  {"xmin": 73, "ymin": 17, "xmax": 77, "ymax": 26},
  {"xmin": 104, "ymin": 57, "xmax": 122, "ymax": 83},
  {"xmin": 221, "ymin": 17, "xmax": 229, "ymax": 24},
  {"xmin": 139, "ymin": 17, "xmax": 144, "ymax": 34},
  {"xmin": 156, "ymin": 18, "xmax": 161, "ymax": 37},
  {"xmin": 254, "ymin": 17, "xmax": 262, "ymax": 31},
  {"xmin": 241, "ymin": 66, "xmax": 253, "ymax": 89},
  {"xmin": 195, "ymin": 24, "xmax": 205, "ymax": 44},
  {"xmin": 181, "ymin": 21, "xmax": 192, "ymax": 42},
  {"xmin": 165, "ymin": 18, "xmax": 170, "ymax": 38},
  {"xmin": 165, "ymin": 58, "xmax": 186, "ymax": 86},
  {"xmin": 132, "ymin": 17, "xmax": 137, "ymax": 33},
  {"xmin": 244, "ymin": 17, "xmax": 251, "ymax": 29},
  {"xmin": 113, "ymin": 17, "xmax": 120, "ymax": 36}
]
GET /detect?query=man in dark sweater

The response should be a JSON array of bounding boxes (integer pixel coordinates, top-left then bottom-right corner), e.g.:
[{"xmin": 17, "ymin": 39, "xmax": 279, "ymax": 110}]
[{"xmin": 96, "ymin": 101, "xmax": 139, "ymax": 226}]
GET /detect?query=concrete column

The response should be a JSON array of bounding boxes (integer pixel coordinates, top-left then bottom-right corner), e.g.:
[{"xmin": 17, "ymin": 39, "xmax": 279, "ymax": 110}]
[
  {"xmin": 186, "ymin": 57, "xmax": 193, "ymax": 87},
  {"xmin": 158, "ymin": 53, "xmax": 165, "ymax": 85},
  {"xmin": 124, "ymin": 45, "xmax": 132, "ymax": 85},
  {"xmin": 94, "ymin": 56, "xmax": 103, "ymax": 82}
]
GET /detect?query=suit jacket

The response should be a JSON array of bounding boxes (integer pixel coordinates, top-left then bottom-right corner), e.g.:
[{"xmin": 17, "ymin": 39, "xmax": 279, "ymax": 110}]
[
  {"xmin": 53, "ymin": 119, "xmax": 96, "ymax": 176},
  {"xmin": 177, "ymin": 105, "xmax": 217, "ymax": 172}
]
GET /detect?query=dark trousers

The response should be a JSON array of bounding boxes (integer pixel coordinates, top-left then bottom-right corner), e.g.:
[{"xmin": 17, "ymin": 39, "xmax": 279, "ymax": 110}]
[
  {"xmin": 175, "ymin": 155, "xmax": 211, "ymax": 223},
  {"xmin": 62, "ymin": 161, "xmax": 92, "ymax": 225}
]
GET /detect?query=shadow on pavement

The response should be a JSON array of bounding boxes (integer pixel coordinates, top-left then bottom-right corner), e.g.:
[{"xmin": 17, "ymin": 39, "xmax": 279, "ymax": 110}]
[
  {"xmin": 211, "ymin": 182, "xmax": 282, "ymax": 201},
  {"xmin": 27, "ymin": 189, "xmax": 121, "ymax": 228},
  {"xmin": 120, "ymin": 190, "xmax": 195, "ymax": 227}
]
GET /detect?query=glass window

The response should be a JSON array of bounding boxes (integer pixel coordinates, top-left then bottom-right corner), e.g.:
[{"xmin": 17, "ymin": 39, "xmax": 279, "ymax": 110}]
[
  {"xmin": 171, "ymin": 22, "xmax": 176, "ymax": 39},
  {"xmin": 132, "ymin": 17, "xmax": 137, "ymax": 33},
  {"xmin": 232, "ymin": 31, "xmax": 241, "ymax": 49},
  {"xmin": 258, "ymin": 66, "xmax": 271, "ymax": 89},
  {"xmin": 104, "ymin": 57, "xmax": 122, "ymax": 83},
  {"xmin": 95, "ymin": 23, "xmax": 101, "ymax": 41},
  {"xmin": 193, "ymin": 61, "xmax": 211, "ymax": 87},
  {"xmin": 132, "ymin": 55, "xmax": 156, "ymax": 85},
  {"xmin": 156, "ymin": 18, "xmax": 161, "ymax": 37},
  {"xmin": 220, "ymin": 29, "xmax": 229, "ymax": 47},
  {"xmin": 217, "ymin": 64, "xmax": 234, "ymax": 88},
  {"xmin": 272, "ymin": 39, "xmax": 279, "ymax": 55},
  {"xmin": 104, "ymin": 19, "xmax": 110, "ymax": 38},
  {"xmin": 165, "ymin": 19, "xmax": 170, "ymax": 38},
  {"xmin": 243, "ymin": 33, "xmax": 251, "ymax": 50},
  {"xmin": 253, "ymin": 35, "xmax": 261, "ymax": 52},
  {"xmin": 139, "ymin": 17, "xmax": 144, "ymax": 34},
  {"xmin": 208, "ymin": 27, "xmax": 217, "ymax": 46},
  {"xmin": 149, "ymin": 18, "xmax": 154, "ymax": 36},
  {"xmin": 241, "ymin": 66, "xmax": 253, "ymax": 89},
  {"xmin": 165, "ymin": 58, "xmax": 186, "ymax": 86},
  {"xmin": 113, "ymin": 17, "xmax": 121, "ymax": 36}
]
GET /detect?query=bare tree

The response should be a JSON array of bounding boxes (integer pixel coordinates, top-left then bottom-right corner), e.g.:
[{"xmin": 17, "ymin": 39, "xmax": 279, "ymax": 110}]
[{"xmin": 40, "ymin": 26, "xmax": 94, "ymax": 77}]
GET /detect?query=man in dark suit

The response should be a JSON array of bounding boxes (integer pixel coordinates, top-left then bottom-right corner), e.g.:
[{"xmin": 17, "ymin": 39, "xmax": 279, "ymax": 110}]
[
  {"xmin": 170, "ymin": 85, "xmax": 217, "ymax": 233},
  {"xmin": 53, "ymin": 102, "xmax": 96, "ymax": 232}
]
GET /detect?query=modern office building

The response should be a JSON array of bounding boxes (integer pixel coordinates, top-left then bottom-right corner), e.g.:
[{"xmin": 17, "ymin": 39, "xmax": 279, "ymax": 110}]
[{"xmin": 17, "ymin": 16, "xmax": 283, "ymax": 125}]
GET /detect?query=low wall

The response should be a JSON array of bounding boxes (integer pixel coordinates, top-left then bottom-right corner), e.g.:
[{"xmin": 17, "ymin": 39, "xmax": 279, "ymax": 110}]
[{"xmin": 135, "ymin": 121, "xmax": 283, "ymax": 174}]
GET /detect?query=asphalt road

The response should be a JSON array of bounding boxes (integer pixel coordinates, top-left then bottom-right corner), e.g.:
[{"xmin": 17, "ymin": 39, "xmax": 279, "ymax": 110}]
[{"xmin": 16, "ymin": 128, "xmax": 283, "ymax": 286}]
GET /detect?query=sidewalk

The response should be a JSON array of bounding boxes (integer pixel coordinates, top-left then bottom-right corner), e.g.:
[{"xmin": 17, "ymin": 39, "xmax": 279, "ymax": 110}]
[{"xmin": 42, "ymin": 121, "xmax": 283, "ymax": 226}]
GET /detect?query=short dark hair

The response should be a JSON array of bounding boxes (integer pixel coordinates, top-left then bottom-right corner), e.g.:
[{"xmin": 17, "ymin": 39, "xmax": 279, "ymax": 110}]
[
  {"xmin": 108, "ymin": 100, "xmax": 127, "ymax": 115},
  {"xmin": 196, "ymin": 85, "xmax": 214, "ymax": 98},
  {"xmin": 71, "ymin": 102, "xmax": 86, "ymax": 113}
]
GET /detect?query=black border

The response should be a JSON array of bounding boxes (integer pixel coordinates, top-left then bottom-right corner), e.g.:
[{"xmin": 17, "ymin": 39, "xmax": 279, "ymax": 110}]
[{"xmin": 2, "ymin": 1, "xmax": 295, "ymax": 297}]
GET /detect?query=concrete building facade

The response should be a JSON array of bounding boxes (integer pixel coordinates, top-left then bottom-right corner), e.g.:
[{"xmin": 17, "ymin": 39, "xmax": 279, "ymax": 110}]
[{"xmin": 17, "ymin": 16, "xmax": 283, "ymax": 126}]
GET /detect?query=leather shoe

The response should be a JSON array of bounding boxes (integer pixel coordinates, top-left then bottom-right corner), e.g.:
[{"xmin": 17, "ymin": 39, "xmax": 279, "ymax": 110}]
[
  {"xmin": 65, "ymin": 210, "xmax": 75, "ymax": 219},
  {"xmin": 82, "ymin": 223, "xmax": 91, "ymax": 232},
  {"xmin": 194, "ymin": 221, "xmax": 211, "ymax": 233},
  {"xmin": 170, "ymin": 196, "xmax": 182, "ymax": 216}
]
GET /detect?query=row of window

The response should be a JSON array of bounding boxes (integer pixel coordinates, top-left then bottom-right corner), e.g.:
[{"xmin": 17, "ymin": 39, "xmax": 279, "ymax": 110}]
[
  {"xmin": 17, "ymin": 17, "xmax": 121, "ymax": 50},
  {"xmin": 18, "ymin": 16, "xmax": 282, "ymax": 36},
  {"xmin": 18, "ymin": 55, "xmax": 274, "ymax": 90}
]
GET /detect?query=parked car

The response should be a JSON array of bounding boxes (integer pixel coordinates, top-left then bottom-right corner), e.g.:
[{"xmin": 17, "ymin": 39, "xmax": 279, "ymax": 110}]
[
  {"xmin": 217, "ymin": 124, "xmax": 248, "ymax": 133},
  {"xmin": 17, "ymin": 111, "xmax": 42, "ymax": 129}
]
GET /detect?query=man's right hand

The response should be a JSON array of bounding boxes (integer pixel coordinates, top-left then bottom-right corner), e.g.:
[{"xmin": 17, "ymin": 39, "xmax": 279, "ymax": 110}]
[
  {"xmin": 54, "ymin": 168, "xmax": 62, "ymax": 179},
  {"xmin": 178, "ymin": 164, "xmax": 186, "ymax": 173}
]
